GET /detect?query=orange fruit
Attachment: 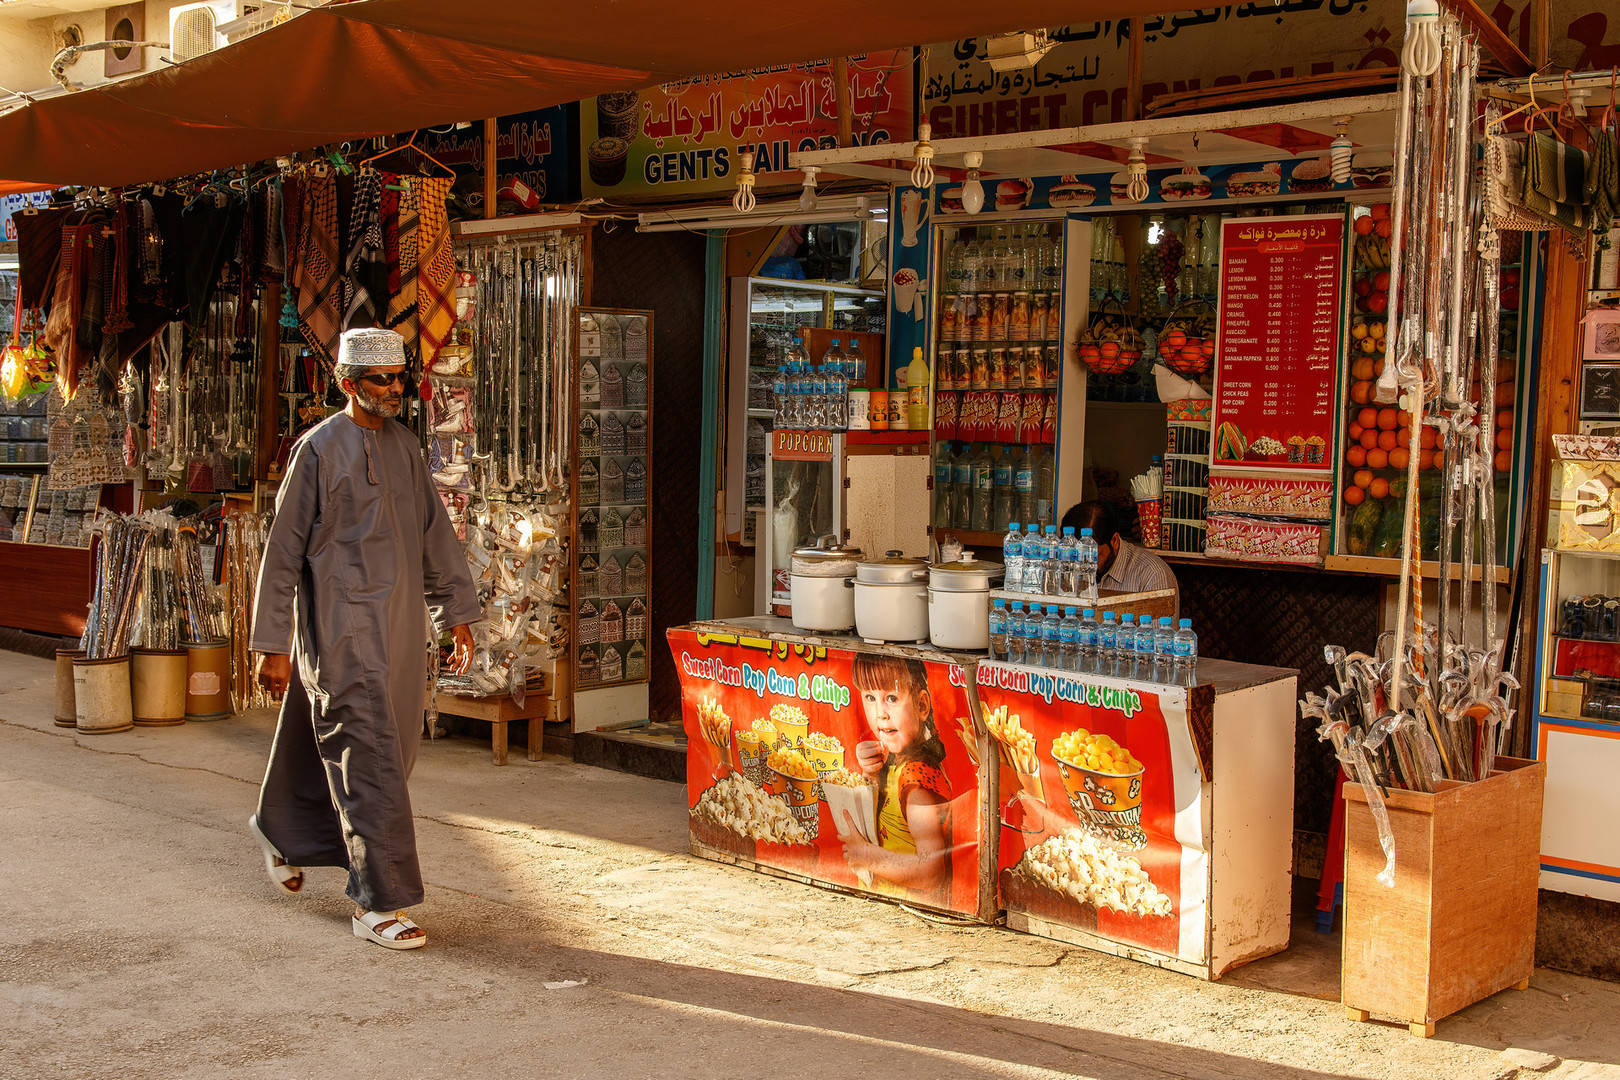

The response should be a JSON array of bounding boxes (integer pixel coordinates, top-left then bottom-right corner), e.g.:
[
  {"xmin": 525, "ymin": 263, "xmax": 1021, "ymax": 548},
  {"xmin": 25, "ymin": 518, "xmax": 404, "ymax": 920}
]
[
  {"xmin": 1395, "ymin": 427, "xmax": 1412, "ymax": 448},
  {"xmin": 1366, "ymin": 448, "xmax": 1389, "ymax": 469},
  {"xmin": 1348, "ymin": 421, "xmax": 1364, "ymax": 441},
  {"xmin": 1419, "ymin": 427, "xmax": 1437, "ymax": 450},
  {"xmin": 1418, "ymin": 447, "xmax": 1436, "ymax": 470},
  {"xmin": 1377, "ymin": 407, "xmax": 1398, "ymax": 431},
  {"xmin": 1495, "ymin": 449, "xmax": 1511, "ymax": 473},
  {"xmin": 1377, "ymin": 429, "xmax": 1398, "ymax": 451},
  {"xmin": 1388, "ymin": 447, "xmax": 1410, "ymax": 470},
  {"xmin": 1396, "ymin": 409, "xmax": 1412, "ymax": 428},
  {"xmin": 1354, "ymin": 216, "xmax": 1376, "ymax": 236},
  {"xmin": 1353, "ymin": 469, "xmax": 1374, "ymax": 489},
  {"xmin": 1346, "ymin": 446, "xmax": 1367, "ymax": 467},
  {"xmin": 1495, "ymin": 428, "xmax": 1511, "ymax": 451},
  {"xmin": 1368, "ymin": 477, "xmax": 1391, "ymax": 499},
  {"xmin": 1373, "ymin": 358, "xmax": 1386, "ymax": 375},
  {"xmin": 1344, "ymin": 485, "xmax": 1366, "ymax": 506},
  {"xmin": 1371, "ymin": 203, "xmax": 1391, "ymax": 220},
  {"xmin": 1360, "ymin": 429, "xmax": 1379, "ymax": 450},
  {"xmin": 1357, "ymin": 407, "xmax": 1380, "ymax": 429},
  {"xmin": 1349, "ymin": 382, "xmax": 1371, "ymax": 405},
  {"xmin": 1351, "ymin": 358, "xmax": 1376, "ymax": 380},
  {"xmin": 1497, "ymin": 409, "xmax": 1513, "ymax": 429}
]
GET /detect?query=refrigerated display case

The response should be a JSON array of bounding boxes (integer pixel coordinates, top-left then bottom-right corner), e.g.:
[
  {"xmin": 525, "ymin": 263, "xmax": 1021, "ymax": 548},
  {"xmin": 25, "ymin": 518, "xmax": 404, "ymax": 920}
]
[
  {"xmin": 758, "ymin": 429, "xmax": 843, "ymax": 617},
  {"xmin": 1533, "ymin": 544, "xmax": 1620, "ymax": 903},
  {"xmin": 725, "ymin": 278, "xmax": 884, "ymax": 548}
]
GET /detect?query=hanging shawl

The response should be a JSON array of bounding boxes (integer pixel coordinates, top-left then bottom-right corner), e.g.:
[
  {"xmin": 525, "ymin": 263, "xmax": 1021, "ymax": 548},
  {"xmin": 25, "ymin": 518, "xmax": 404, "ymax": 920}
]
[
  {"xmin": 43, "ymin": 219, "xmax": 95, "ymax": 394},
  {"xmin": 104, "ymin": 201, "xmax": 133, "ymax": 337},
  {"xmin": 278, "ymin": 175, "xmax": 304, "ymax": 330},
  {"xmin": 1521, "ymin": 131, "xmax": 1592, "ymax": 232},
  {"xmin": 294, "ymin": 170, "xmax": 342, "ymax": 363},
  {"xmin": 178, "ymin": 195, "xmax": 245, "ymax": 330},
  {"xmin": 1588, "ymin": 129, "xmax": 1618, "ymax": 246},
  {"xmin": 13, "ymin": 205, "xmax": 76, "ymax": 309},
  {"xmin": 414, "ymin": 175, "xmax": 456, "ymax": 369},
  {"xmin": 380, "ymin": 175, "xmax": 401, "ymax": 294},
  {"xmin": 263, "ymin": 179, "xmax": 285, "ymax": 283},
  {"xmin": 342, "ymin": 170, "xmax": 387, "ymax": 329},
  {"xmin": 384, "ymin": 177, "xmax": 420, "ymax": 353}
]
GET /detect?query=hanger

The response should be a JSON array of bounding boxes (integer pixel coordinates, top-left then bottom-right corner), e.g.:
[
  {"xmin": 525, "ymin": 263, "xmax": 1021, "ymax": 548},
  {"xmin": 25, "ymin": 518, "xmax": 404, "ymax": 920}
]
[
  {"xmin": 358, "ymin": 130, "xmax": 453, "ymax": 179},
  {"xmin": 1601, "ymin": 67, "xmax": 1617, "ymax": 134},
  {"xmin": 1522, "ymin": 71, "xmax": 1563, "ymax": 136}
]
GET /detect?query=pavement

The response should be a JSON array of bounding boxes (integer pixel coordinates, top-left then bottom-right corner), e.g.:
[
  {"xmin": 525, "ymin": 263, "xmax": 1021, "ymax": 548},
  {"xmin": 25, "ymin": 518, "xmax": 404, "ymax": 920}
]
[{"xmin": 2, "ymin": 648, "xmax": 1617, "ymax": 1080}]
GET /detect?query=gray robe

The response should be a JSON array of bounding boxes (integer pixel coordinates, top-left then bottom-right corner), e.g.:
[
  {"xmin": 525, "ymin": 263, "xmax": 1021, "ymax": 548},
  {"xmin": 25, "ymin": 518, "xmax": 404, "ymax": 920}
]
[{"xmin": 250, "ymin": 412, "xmax": 478, "ymax": 911}]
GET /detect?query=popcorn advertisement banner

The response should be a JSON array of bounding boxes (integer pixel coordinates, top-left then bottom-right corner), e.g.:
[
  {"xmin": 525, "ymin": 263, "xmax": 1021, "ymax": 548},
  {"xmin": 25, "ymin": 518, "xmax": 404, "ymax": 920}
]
[
  {"xmin": 976, "ymin": 661, "xmax": 1209, "ymax": 965},
  {"xmin": 670, "ymin": 627, "xmax": 982, "ymax": 918}
]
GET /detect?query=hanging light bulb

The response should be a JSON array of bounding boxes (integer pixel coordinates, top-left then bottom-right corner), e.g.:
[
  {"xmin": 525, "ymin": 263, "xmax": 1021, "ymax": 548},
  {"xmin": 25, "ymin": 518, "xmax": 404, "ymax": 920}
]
[
  {"xmin": 961, "ymin": 151, "xmax": 985, "ymax": 215},
  {"xmin": 1401, "ymin": 0, "xmax": 1442, "ymax": 77},
  {"xmin": 911, "ymin": 123, "xmax": 936, "ymax": 189},
  {"xmin": 1125, "ymin": 137, "xmax": 1150, "ymax": 203},
  {"xmin": 798, "ymin": 166, "xmax": 819, "ymax": 212},
  {"xmin": 732, "ymin": 150, "xmax": 757, "ymax": 214},
  {"xmin": 1330, "ymin": 117, "xmax": 1353, "ymax": 185}
]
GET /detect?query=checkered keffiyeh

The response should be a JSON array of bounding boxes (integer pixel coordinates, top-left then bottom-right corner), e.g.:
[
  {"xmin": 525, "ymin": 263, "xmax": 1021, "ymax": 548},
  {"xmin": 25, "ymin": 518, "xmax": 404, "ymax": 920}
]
[{"xmin": 1521, "ymin": 131, "xmax": 1592, "ymax": 232}]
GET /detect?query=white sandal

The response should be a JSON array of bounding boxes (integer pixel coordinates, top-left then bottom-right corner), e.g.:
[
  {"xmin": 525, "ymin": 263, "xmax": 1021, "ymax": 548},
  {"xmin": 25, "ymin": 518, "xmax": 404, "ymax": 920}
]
[
  {"xmin": 247, "ymin": 815, "xmax": 302, "ymax": 895},
  {"xmin": 353, "ymin": 910, "xmax": 428, "ymax": 950}
]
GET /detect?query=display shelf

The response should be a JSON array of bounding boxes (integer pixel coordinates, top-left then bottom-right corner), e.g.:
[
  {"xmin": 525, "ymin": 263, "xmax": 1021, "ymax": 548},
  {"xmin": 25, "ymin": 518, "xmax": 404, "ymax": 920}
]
[
  {"xmin": 846, "ymin": 430, "xmax": 930, "ymax": 446},
  {"xmin": 1323, "ymin": 555, "xmax": 1512, "ymax": 583},
  {"xmin": 932, "ymin": 527, "xmax": 1009, "ymax": 548}
]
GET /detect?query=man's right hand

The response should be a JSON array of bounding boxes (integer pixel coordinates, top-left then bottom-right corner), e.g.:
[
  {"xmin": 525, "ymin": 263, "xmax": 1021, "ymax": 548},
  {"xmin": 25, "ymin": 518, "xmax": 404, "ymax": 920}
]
[{"xmin": 258, "ymin": 653, "xmax": 291, "ymax": 697}]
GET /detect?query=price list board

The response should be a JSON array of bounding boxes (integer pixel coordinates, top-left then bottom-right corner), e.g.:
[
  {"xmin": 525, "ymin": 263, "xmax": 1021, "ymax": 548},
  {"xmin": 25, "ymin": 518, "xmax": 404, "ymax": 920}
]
[{"xmin": 1210, "ymin": 214, "xmax": 1345, "ymax": 475}]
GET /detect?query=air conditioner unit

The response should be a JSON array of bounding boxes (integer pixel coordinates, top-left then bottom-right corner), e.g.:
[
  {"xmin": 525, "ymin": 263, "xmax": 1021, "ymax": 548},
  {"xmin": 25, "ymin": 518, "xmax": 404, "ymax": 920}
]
[{"xmin": 167, "ymin": 0, "xmax": 239, "ymax": 62}]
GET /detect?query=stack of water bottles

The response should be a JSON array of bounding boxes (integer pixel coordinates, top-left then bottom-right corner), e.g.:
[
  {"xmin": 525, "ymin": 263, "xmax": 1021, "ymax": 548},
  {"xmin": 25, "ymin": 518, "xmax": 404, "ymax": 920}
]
[
  {"xmin": 989, "ymin": 519, "xmax": 1197, "ymax": 683},
  {"xmin": 771, "ymin": 334, "xmax": 866, "ymax": 433}
]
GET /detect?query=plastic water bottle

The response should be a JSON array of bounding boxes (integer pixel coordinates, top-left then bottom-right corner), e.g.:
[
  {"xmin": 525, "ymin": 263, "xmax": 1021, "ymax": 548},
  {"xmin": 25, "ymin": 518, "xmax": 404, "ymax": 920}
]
[
  {"xmin": 934, "ymin": 444, "xmax": 954, "ymax": 528},
  {"xmin": 1058, "ymin": 606, "xmax": 1080, "ymax": 672},
  {"xmin": 1098, "ymin": 613, "xmax": 1118, "ymax": 673},
  {"xmin": 1078, "ymin": 528, "xmax": 1100, "ymax": 603},
  {"xmin": 1077, "ymin": 608, "xmax": 1099, "ymax": 674},
  {"xmin": 1021, "ymin": 525, "xmax": 1047, "ymax": 594},
  {"xmin": 1118, "ymin": 615, "xmax": 1137, "ymax": 675},
  {"xmin": 1057, "ymin": 526, "xmax": 1080, "ymax": 597},
  {"xmin": 772, "ymin": 364, "xmax": 790, "ymax": 428},
  {"xmin": 1002, "ymin": 522, "xmax": 1024, "ymax": 594},
  {"xmin": 1155, "ymin": 617, "xmax": 1175, "ymax": 681},
  {"xmin": 1023, "ymin": 604, "xmax": 1045, "ymax": 666},
  {"xmin": 950, "ymin": 447, "xmax": 974, "ymax": 529},
  {"xmin": 1173, "ymin": 617, "xmax": 1198, "ymax": 684},
  {"xmin": 1041, "ymin": 525, "xmax": 1061, "ymax": 595},
  {"xmin": 1134, "ymin": 615, "xmax": 1158, "ymax": 676},
  {"xmin": 1005, "ymin": 603, "xmax": 1028, "ymax": 665},
  {"xmin": 969, "ymin": 444, "xmax": 995, "ymax": 532},
  {"xmin": 844, "ymin": 338, "xmax": 867, "ymax": 386},
  {"xmin": 823, "ymin": 338, "xmax": 846, "ymax": 374},
  {"xmin": 1040, "ymin": 604, "xmax": 1062, "ymax": 669},
  {"xmin": 827, "ymin": 362, "xmax": 848, "ymax": 431},
  {"xmin": 988, "ymin": 598, "xmax": 1008, "ymax": 661},
  {"xmin": 991, "ymin": 449, "xmax": 1014, "ymax": 530}
]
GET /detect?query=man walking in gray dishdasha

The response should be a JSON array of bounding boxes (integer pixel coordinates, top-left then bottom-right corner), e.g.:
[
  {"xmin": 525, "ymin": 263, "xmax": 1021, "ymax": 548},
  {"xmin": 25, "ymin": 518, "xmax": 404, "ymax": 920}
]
[{"xmin": 246, "ymin": 326, "xmax": 480, "ymax": 951}]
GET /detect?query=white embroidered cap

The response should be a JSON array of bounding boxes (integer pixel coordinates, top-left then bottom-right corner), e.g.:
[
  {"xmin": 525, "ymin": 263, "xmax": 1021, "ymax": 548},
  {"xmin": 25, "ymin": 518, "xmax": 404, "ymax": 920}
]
[{"xmin": 337, "ymin": 327, "xmax": 408, "ymax": 368}]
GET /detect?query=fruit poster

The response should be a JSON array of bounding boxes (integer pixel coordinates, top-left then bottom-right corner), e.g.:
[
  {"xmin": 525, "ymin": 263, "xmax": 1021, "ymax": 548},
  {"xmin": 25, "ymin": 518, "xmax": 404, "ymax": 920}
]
[
  {"xmin": 670, "ymin": 627, "xmax": 982, "ymax": 918},
  {"xmin": 1210, "ymin": 214, "xmax": 1345, "ymax": 475},
  {"xmin": 978, "ymin": 661, "xmax": 1210, "ymax": 965}
]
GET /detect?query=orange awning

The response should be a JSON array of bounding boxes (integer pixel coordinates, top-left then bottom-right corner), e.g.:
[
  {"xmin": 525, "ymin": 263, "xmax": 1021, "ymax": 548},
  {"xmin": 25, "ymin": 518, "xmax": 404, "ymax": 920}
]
[{"xmin": 0, "ymin": 0, "xmax": 1176, "ymax": 188}]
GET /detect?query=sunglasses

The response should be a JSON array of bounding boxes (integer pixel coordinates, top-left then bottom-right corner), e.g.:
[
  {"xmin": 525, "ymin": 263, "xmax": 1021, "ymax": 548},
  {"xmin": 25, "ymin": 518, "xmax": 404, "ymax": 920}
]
[{"xmin": 356, "ymin": 371, "xmax": 409, "ymax": 388}]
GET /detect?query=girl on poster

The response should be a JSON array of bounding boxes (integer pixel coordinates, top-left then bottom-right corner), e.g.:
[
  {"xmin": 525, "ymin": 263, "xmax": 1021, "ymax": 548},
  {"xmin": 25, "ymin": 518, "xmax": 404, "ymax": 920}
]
[{"xmin": 839, "ymin": 654, "xmax": 951, "ymax": 900}]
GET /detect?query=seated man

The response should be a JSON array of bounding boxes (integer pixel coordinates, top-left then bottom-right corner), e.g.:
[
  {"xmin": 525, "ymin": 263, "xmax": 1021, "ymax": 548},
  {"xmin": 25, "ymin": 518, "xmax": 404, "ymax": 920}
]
[{"xmin": 1060, "ymin": 500, "xmax": 1180, "ymax": 616}]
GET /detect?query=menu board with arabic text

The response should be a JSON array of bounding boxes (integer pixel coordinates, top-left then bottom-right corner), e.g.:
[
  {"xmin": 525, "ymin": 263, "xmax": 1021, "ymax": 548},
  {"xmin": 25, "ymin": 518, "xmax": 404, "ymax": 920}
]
[{"xmin": 1210, "ymin": 214, "xmax": 1345, "ymax": 475}]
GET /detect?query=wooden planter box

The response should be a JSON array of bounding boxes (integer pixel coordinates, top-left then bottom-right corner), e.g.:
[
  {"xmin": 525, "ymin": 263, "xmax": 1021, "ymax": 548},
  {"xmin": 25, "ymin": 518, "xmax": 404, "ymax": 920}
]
[{"xmin": 1341, "ymin": 756, "xmax": 1545, "ymax": 1037}]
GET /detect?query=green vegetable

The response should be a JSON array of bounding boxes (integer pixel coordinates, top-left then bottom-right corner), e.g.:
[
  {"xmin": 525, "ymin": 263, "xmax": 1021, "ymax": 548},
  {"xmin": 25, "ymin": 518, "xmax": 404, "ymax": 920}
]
[
  {"xmin": 1370, "ymin": 497, "xmax": 1405, "ymax": 558},
  {"xmin": 1346, "ymin": 497, "xmax": 1383, "ymax": 556}
]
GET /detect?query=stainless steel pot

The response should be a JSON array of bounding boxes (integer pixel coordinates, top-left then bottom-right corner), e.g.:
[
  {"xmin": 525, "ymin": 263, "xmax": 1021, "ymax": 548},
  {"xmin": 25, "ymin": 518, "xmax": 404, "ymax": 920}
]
[
  {"xmin": 855, "ymin": 550, "xmax": 929, "ymax": 585},
  {"xmin": 852, "ymin": 579, "xmax": 930, "ymax": 643}
]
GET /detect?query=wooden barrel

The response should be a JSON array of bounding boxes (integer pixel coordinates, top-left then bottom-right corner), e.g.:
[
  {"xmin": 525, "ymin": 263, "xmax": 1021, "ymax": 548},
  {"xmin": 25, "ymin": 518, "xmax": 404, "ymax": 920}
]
[
  {"xmin": 183, "ymin": 638, "xmax": 232, "ymax": 721},
  {"xmin": 131, "ymin": 647, "xmax": 187, "ymax": 726},
  {"xmin": 73, "ymin": 655, "xmax": 133, "ymax": 735},
  {"xmin": 55, "ymin": 648, "xmax": 84, "ymax": 727}
]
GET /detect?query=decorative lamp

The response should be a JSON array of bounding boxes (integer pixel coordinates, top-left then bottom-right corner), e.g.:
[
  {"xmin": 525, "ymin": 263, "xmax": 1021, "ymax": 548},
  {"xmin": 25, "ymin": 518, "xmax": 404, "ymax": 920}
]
[
  {"xmin": 1402, "ymin": 0, "xmax": 1442, "ymax": 77},
  {"xmin": 732, "ymin": 151, "xmax": 757, "ymax": 214},
  {"xmin": 962, "ymin": 151, "xmax": 985, "ymax": 215},
  {"xmin": 911, "ymin": 123, "xmax": 936, "ymax": 189}
]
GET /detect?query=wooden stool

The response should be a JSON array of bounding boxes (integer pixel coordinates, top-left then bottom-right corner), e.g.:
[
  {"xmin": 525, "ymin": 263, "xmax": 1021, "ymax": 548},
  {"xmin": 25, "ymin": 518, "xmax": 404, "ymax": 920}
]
[{"xmin": 436, "ymin": 691, "xmax": 550, "ymax": 765}]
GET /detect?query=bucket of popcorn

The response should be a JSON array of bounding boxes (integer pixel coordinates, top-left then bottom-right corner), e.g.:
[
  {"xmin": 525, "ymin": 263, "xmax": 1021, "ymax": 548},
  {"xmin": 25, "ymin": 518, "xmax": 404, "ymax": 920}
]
[
  {"xmin": 768, "ymin": 704, "xmax": 809, "ymax": 747},
  {"xmin": 766, "ymin": 746, "xmax": 821, "ymax": 840},
  {"xmin": 801, "ymin": 731, "xmax": 845, "ymax": 797},
  {"xmin": 1050, "ymin": 729, "xmax": 1146, "ymax": 849},
  {"xmin": 736, "ymin": 726, "xmax": 770, "ymax": 787},
  {"xmin": 1137, "ymin": 498, "xmax": 1163, "ymax": 549}
]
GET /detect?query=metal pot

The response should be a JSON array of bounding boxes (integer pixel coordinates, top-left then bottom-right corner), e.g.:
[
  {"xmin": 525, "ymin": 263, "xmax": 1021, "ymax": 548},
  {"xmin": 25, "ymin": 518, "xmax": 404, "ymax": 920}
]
[
  {"xmin": 790, "ymin": 536, "xmax": 863, "ymax": 633},
  {"xmin": 852, "ymin": 579, "xmax": 930, "ymax": 643},
  {"xmin": 855, "ymin": 550, "xmax": 929, "ymax": 585},
  {"xmin": 927, "ymin": 554, "xmax": 1004, "ymax": 593}
]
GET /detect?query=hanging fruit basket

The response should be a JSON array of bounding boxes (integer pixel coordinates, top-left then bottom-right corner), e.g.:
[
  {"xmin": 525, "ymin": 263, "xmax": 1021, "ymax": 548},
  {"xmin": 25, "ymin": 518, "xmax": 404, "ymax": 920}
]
[
  {"xmin": 1156, "ymin": 298, "xmax": 1217, "ymax": 377},
  {"xmin": 1076, "ymin": 297, "xmax": 1144, "ymax": 377}
]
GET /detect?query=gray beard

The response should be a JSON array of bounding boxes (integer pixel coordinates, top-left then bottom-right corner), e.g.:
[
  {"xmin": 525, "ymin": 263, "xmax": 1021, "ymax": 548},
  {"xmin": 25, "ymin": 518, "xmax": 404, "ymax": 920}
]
[{"xmin": 353, "ymin": 393, "xmax": 402, "ymax": 419}]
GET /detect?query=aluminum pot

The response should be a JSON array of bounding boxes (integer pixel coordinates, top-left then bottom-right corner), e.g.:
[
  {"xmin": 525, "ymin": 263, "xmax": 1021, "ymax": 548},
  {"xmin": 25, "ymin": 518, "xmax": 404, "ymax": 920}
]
[
  {"xmin": 852, "ymin": 580, "xmax": 930, "ymax": 643},
  {"xmin": 855, "ymin": 550, "xmax": 929, "ymax": 584},
  {"xmin": 790, "ymin": 535, "xmax": 863, "ymax": 633}
]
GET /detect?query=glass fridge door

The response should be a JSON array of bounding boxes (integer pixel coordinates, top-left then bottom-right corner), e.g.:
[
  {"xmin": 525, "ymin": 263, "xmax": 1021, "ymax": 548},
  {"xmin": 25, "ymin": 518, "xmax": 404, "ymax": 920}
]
[{"xmin": 763, "ymin": 432, "xmax": 842, "ymax": 616}]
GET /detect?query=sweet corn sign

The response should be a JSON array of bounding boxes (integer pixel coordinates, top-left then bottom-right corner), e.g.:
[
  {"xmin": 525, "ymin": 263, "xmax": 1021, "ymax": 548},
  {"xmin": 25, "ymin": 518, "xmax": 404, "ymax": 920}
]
[
  {"xmin": 977, "ymin": 661, "xmax": 1210, "ymax": 968},
  {"xmin": 670, "ymin": 627, "xmax": 982, "ymax": 919}
]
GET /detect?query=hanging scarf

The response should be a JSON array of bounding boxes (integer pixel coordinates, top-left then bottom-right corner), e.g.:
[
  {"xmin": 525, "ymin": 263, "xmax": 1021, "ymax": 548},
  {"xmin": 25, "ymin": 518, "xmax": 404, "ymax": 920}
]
[
  {"xmin": 294, "ymin": 170, "xmax": 342, "ymax": 364},
  {"xmin": 103, "ymin": 202, "xmax": 133, "ymax": 337},
  {"xmin": 262, "ymin": 179, "xmax": 285, "ymax": 283},
  {"xmin": 342, "ymin": 170, "xmax": 385, "ymax": 329},
  {"xmin": 279, "ymin": 174, "xmax": 304, "ymax": 331},
  {"xmin": 380, "ymin": 174, "xmax": 401, "ymax": 294},
  {"xmin": 414, "ymin": 175, "xmax": 455, "ymax": 369},
  {"xmin": 384, "ymin": 177, "xmax": 420, "ymax": 353}
]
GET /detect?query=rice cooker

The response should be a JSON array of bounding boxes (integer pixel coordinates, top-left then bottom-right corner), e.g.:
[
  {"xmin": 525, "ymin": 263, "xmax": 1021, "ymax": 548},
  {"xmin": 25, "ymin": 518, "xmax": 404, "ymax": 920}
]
[
  {"xmin": 852, "ymin": 551, "xmax": 930, "ymax": 643},
  {"xmin": 788, "ymin": 536, "xmax": 864, "ymax": 632},
  {"xmin": 927, "ymin": 554, "xmax": 1004, "ymax": 651}
]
